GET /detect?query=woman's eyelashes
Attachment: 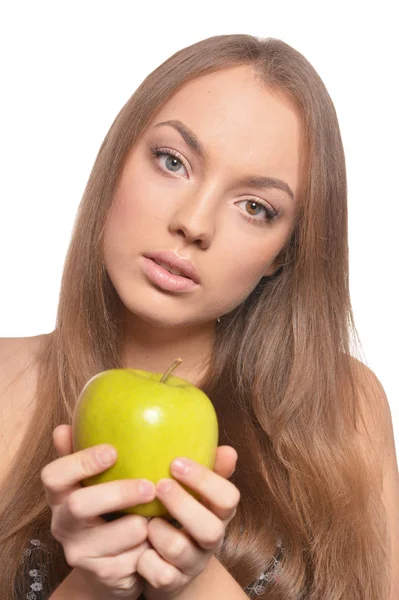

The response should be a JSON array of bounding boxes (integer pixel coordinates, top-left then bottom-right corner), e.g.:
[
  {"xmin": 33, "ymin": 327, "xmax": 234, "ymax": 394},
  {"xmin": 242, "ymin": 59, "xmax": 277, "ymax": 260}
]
[
  {"xmin": 149, "ymin": 144, "xmax": 281, "ymax": 225},
  {"xmin": 150, "ymin": 145, "xmax": 189, "ymax": 177}
]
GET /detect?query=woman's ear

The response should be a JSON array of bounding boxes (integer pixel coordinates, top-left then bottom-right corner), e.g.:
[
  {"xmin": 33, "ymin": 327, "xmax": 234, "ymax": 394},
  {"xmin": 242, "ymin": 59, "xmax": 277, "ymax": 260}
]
[{"xmin": 262, "ymin": 257, "xmax": 282, "ymax": 278}]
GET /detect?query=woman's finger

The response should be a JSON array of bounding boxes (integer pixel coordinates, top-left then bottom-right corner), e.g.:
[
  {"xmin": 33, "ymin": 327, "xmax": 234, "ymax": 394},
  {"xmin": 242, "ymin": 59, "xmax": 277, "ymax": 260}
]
[
  {"xmin": 53, "ymin": 424, "xmax": 73, "ymax": 457},
  {"xmin": 155, "ymin": 479, "xmax": 226, "ymax": 551},
  {"xmin": 63, "ymin": 513, "xmax": 149, "ymax": 560},
  {"xmin": 73, "ymin": 540, "xmax": 152, "ymax": 586},
  {"xmin": 55, "ymin": 478, "xmax": 156, "ymax": 534},
  {"xmin": 146, "ymin": 517, "xmax": 204, "ymax": 577},
  {"xmin": 137, "ymin": 547, "xmax": 187, "ymax": 593},
  {"xmin": 168, "ymin": 457, "xmax": 241, "ymax": 522},
  {"xmin": 212, "ymin": 446, "xmax": 238, "ymax": 479},
  {"xmin": 41, "ymin": 442, "xmax": 119, "ymax": 506}
]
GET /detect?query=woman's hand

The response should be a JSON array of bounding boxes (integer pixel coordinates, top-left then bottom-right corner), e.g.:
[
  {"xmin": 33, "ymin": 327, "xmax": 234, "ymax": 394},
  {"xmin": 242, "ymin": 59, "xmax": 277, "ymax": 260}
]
[
  {"xmin": 137, "ymin": 446, "xmax": 240, "ymax": 598},
  {"xmin": 41, "ymin": 424, "xmax": 155, "ymax": 600}
]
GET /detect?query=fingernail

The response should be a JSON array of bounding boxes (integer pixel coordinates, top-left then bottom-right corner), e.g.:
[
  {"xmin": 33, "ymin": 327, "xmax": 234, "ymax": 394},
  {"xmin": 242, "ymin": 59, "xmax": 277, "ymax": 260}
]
[
  {"xmin": 139, "ymin": 480, "xmax": 155, "ymax": 497},
  {"xmin": 171, "ymin": 458, "xmax": 191, "ymax": 475},
  {"xmin": 157, "ymin": 479, "xmax": 173, "ymax": 494},
  {"xmin": 97, "ymin": 446, "xmax": 117, "ymax": 466}
]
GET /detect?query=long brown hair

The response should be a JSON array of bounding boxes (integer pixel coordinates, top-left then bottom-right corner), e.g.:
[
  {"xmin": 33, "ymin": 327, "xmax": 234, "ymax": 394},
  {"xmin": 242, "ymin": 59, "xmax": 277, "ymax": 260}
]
[{"xmin": 0, "ymin": 34, "xmax": 390, "ymax": 599}]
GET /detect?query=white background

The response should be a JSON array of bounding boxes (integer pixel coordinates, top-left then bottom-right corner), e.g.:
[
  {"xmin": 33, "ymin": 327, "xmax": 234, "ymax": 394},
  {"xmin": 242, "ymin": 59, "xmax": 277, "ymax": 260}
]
[{"xmin": 0, "ymin": 2, "xmax": 397, "ymax": 451}]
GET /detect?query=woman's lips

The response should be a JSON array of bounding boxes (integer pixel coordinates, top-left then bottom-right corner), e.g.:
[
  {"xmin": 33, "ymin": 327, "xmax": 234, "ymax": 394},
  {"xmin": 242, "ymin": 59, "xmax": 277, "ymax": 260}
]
[
  {"xmin": 143, "ymin": 250, "xmax": 200, "ymax": 283},
  {"xmin": 141, "ymin": 257, "xmax": 199, "ymax": 292}
]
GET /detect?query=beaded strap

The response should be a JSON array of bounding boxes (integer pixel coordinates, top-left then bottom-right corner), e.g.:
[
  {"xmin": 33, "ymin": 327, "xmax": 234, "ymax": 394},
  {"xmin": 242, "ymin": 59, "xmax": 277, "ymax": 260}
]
[
  {"xmin": 19, "ymin": 539, "xmax": 51, "ymax": 599},
  {"xmin": 243, "ymin": 537, "xmax": 284, "ymax": 596},
  {"xmin": 19, "ymin": 535, "xmax": 284, "ymax": 598}
]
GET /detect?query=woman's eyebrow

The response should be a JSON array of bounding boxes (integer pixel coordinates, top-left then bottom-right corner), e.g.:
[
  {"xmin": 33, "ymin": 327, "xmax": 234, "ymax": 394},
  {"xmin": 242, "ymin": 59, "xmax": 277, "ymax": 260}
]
[{"xmin": 153, "ymin": 119, "xmax": 295, "ymax": 201}]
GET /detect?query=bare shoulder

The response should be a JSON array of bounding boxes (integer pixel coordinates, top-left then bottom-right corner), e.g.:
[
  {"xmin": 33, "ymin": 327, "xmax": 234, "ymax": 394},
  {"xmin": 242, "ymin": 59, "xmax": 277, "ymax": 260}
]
[
  {"xmin": 0, "ymin": 334, "xmax": 51, "ymax": 485},
  {"xmin": 349, "ymin": 357, "xmax": 393, "ymax": 451},
  {"xmin": 0, "ymin": 333, "xmax": 50, "ymax": 398},
  {"xmin": 349, "ymin": 357, "xmax": 399, "ymax": 598}
]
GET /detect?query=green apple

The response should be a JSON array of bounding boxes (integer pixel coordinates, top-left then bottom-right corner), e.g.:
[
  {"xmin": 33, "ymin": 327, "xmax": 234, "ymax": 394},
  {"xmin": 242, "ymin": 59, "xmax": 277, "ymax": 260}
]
[{"xmin": 72, "ymin": 359, "xmax": 219, "ymax": 518}]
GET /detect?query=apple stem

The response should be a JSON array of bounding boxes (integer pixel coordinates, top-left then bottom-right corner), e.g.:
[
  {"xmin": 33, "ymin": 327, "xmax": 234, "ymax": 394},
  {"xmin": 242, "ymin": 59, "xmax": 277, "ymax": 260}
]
[{"xmin": 160, "ymin": 358, "xmax": 183, "ymax": 383}]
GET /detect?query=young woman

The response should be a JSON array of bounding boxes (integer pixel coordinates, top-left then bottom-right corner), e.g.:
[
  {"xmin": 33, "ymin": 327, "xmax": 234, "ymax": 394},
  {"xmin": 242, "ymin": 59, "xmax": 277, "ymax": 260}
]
[{"xmin": 0, "ymin": 33, "xmax": 397, "ymax": 600}]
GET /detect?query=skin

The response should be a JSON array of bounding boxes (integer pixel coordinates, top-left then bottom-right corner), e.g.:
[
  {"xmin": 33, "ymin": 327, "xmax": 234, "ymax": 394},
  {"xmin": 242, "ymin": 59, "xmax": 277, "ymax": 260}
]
[
  {"xmin": 46, "ymin": 65, "xmax": 399, "ymax": 598},
  {"xmin": 102, "ymin": 64, "xmax": 303, "ymax": 383},
  {"xmin": 44, "ymin": 66, "xmax": 306, "ymax": 598}
]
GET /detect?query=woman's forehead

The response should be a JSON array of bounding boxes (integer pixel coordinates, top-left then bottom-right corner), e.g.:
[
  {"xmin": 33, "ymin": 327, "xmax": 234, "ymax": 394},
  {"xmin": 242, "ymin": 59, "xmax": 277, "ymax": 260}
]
[{"xmin": 144, "ymin": 70, "xmax": 303, "ymax": 204}]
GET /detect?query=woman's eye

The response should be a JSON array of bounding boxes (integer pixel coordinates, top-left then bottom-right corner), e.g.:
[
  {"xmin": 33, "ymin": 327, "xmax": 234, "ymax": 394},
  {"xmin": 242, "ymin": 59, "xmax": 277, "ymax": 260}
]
[
  {"xmin": 150, "ymin": 148, "xmax": 187, "ymax": 176},
  {"xmin": 236, "ymin": 200, "xmax": 278, "ymax": 224},
  {"xmin": 150, "ymin": 145, "xmax": 279, "ymax": 225}
]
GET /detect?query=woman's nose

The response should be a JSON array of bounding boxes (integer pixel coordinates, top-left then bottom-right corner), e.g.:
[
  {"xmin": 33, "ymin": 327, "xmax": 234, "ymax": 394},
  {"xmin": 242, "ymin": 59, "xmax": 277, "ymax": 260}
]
[{"xmin": 168, "ymin": 192, "xmax": 218, "ymax": 248}]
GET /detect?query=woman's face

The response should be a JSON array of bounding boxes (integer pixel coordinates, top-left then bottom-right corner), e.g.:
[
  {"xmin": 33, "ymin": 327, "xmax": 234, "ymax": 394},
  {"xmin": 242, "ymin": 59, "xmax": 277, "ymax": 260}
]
[{"xmin": 103, "ymin": 65, "xmax": 303, "ymax": 329}]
